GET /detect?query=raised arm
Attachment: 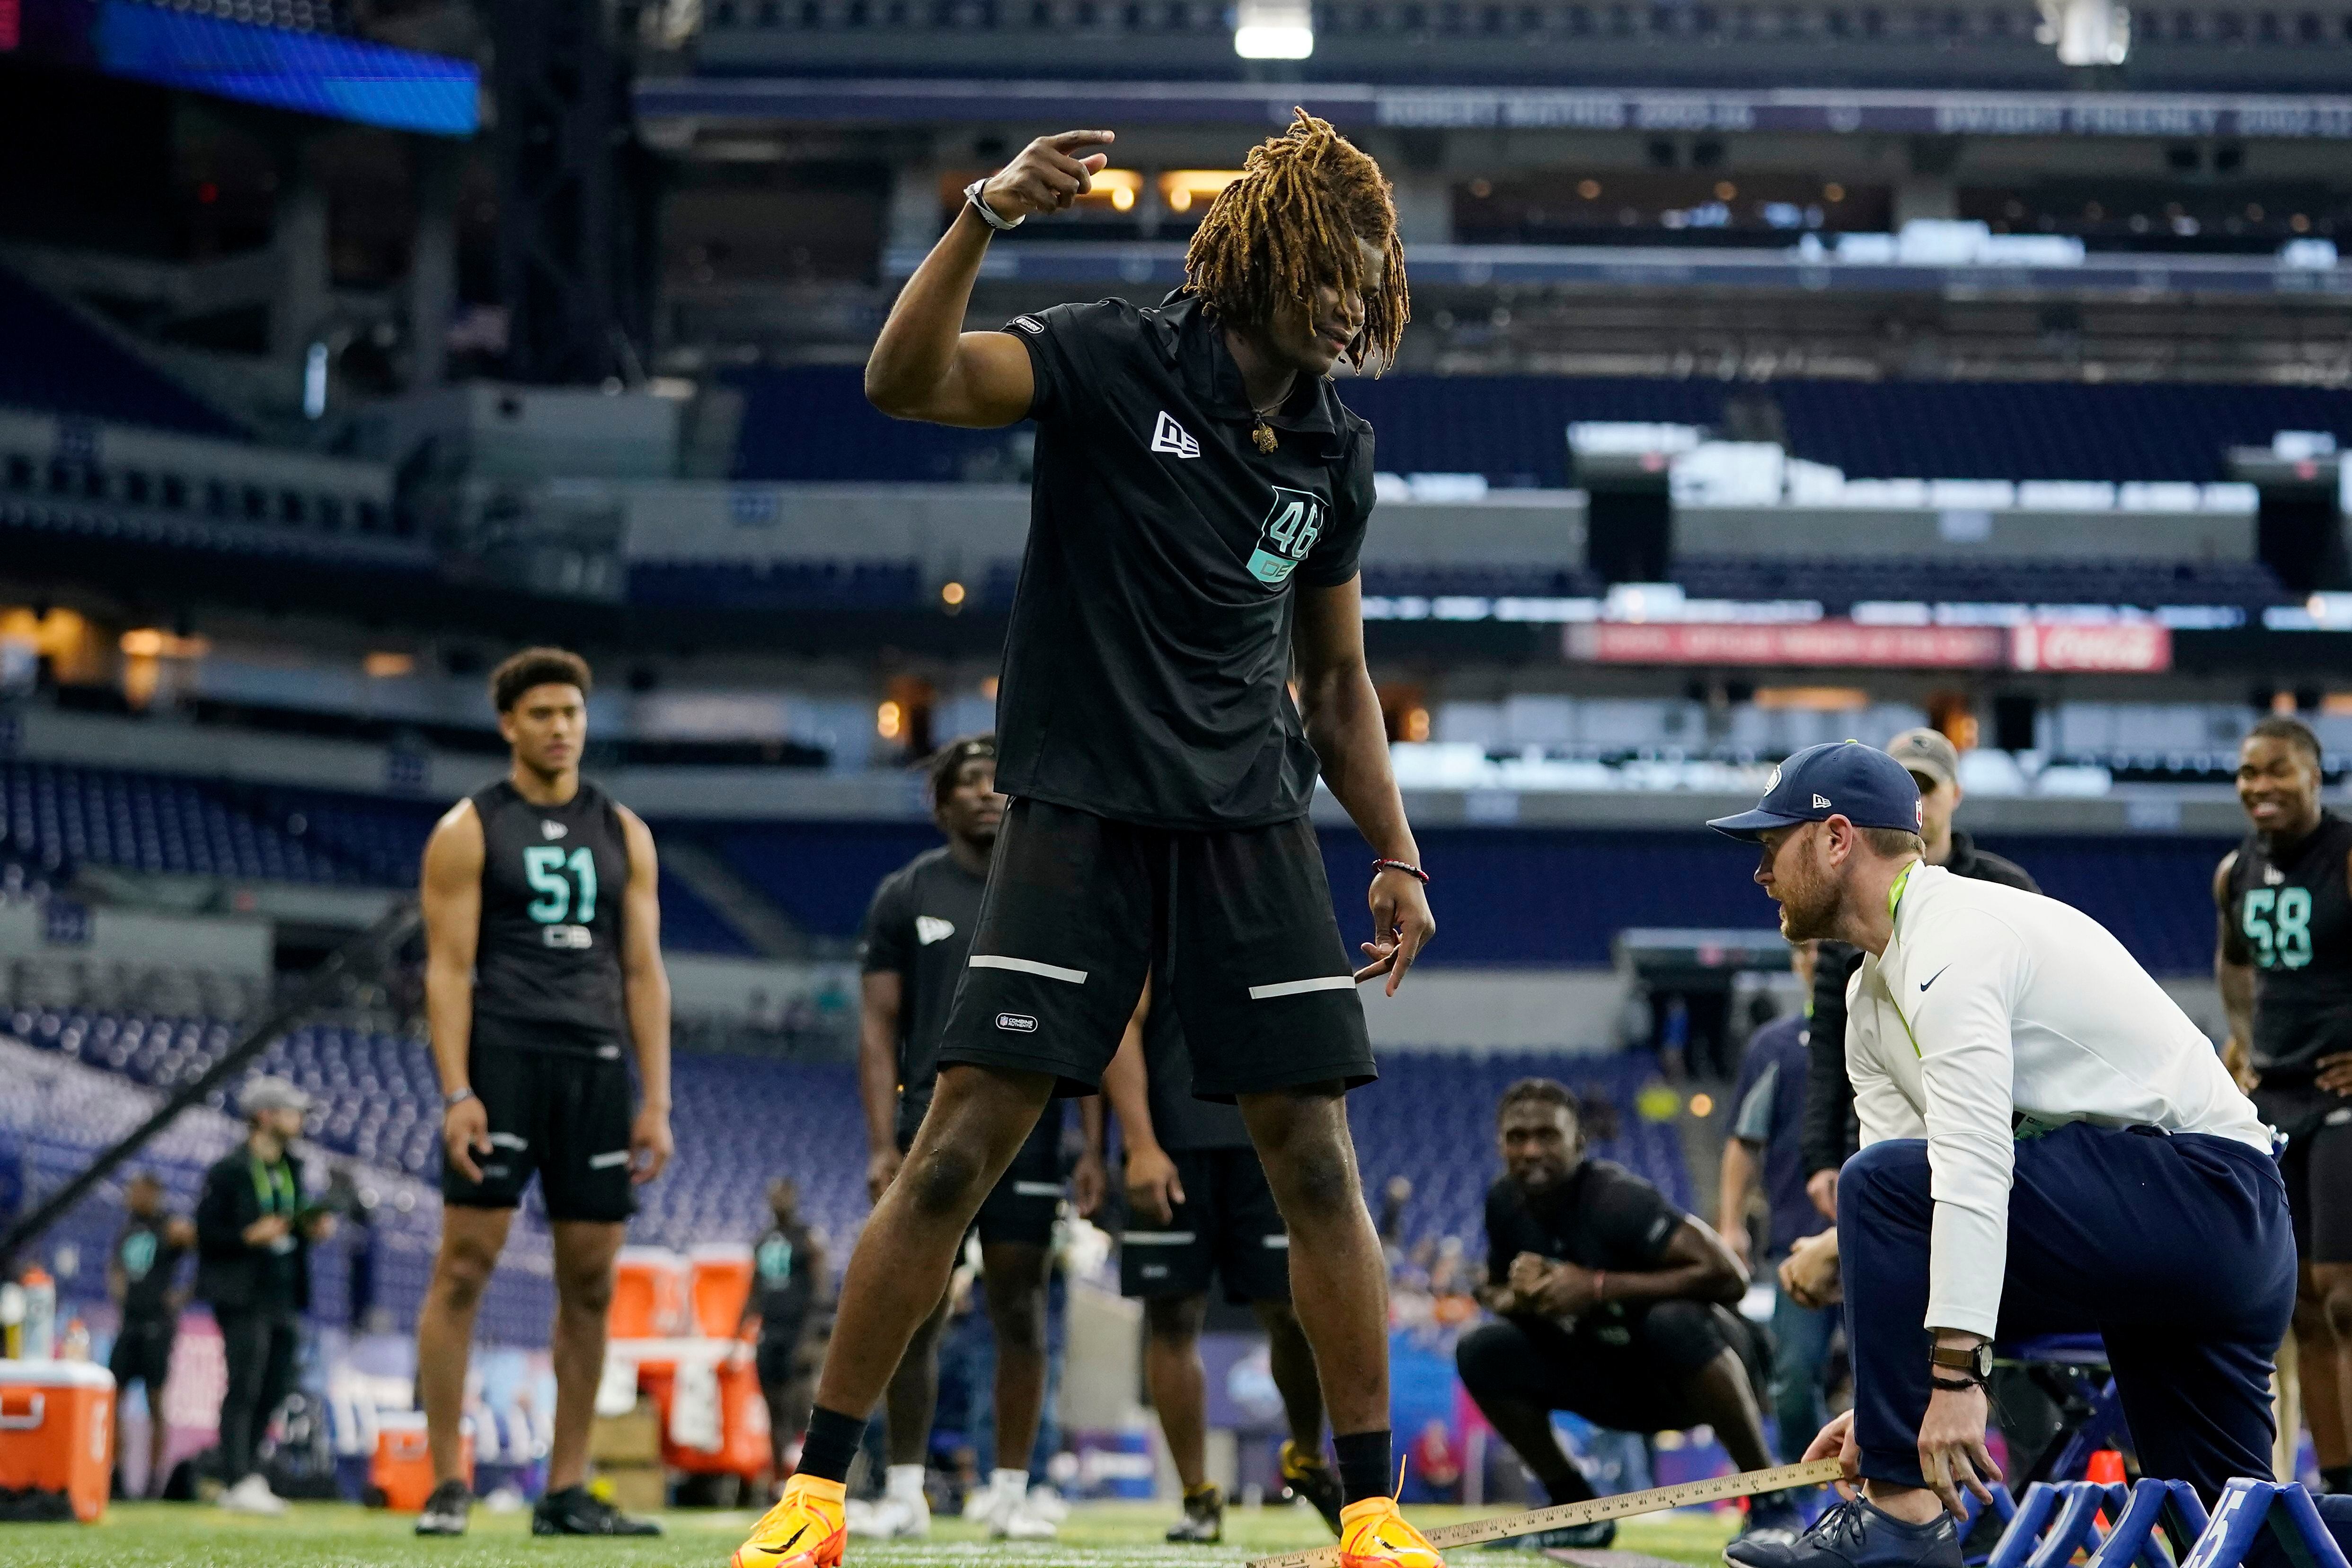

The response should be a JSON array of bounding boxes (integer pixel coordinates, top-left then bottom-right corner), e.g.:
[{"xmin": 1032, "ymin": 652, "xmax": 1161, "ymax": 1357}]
[
  {"xmin": 864, "ymin": 130, "xmax": 1113, "ymax": 427},
  {"xmin": 421, "ymin": 801, "xmax": 488, "ymax": 1184},
  {"xmin": 1295, "ymin": 574, "xmax": 1433, "ymax": 994},
  {"xmin": 617, "ymin": 807, "xmax": 674, "ymax": 1185}
]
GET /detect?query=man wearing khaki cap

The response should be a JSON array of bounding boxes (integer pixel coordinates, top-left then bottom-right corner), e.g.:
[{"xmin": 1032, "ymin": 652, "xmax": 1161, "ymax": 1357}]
[
  {"xmin": 1799, "ymin": 731, "xmax": 2038, "ymax": 1224},
  {"xmin": 196, "ymin": 1077, "xmax": 336, "ymax": 1515}
]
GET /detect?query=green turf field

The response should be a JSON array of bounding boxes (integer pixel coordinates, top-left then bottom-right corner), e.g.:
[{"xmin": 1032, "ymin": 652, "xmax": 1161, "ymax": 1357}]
[{"xmin": 0, "ymin": 1499, "xmax": 1741, "ymax": 1568}]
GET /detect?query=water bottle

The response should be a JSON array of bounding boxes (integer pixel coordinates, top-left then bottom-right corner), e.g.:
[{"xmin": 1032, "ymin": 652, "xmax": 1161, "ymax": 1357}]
[
  {"xmin": 60, "ymin": 1317, "xmax": 91, "ymax": 1362},
  {"xmin": 20, "ymin": 1268, "xmax": 55, "ymax": 1360}
]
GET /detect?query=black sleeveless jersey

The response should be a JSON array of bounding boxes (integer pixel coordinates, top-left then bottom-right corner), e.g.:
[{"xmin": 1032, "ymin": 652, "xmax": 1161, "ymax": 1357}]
[
  {"xmin": 2228, "ymin": 811, "xmax": 2352, "ymax": 1081},
  {"xmin": 470, "ymin": 778, "xmax": 631, "ymax": 1048}
]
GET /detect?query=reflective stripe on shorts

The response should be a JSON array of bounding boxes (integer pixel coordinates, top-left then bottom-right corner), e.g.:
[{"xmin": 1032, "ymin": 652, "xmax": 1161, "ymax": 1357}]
[
  {"xmin": 1012, "ymin": 1181, "xmax": 1064, "ymax": 1198},
  {"xmin": 587, "ymin": 1150, "xmax": 630, "ymax": 1170},
  {"xmin": 969, "ymin": 954, "xmax": 1089, "ymax": 984},
  {"xmin": 1247, "ymin": 975, "xmax": 1356, "ymax": 1000},
  {"xmin": 1123, "ymin": 1231, "xmax": 1198, "ymax": 1245}
]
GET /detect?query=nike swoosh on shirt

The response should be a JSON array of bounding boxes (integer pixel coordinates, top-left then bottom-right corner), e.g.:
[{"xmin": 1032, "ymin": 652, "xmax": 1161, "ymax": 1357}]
[{"xmin": 1919, "ymin": 965, "xmax": 1952, "ymax": 992}]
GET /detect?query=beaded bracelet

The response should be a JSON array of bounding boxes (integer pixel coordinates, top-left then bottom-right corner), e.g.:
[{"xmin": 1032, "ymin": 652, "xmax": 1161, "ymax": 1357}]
[{"xmin": 1371, "ymin": 858, "xmax": 1430, "ymax": 884}]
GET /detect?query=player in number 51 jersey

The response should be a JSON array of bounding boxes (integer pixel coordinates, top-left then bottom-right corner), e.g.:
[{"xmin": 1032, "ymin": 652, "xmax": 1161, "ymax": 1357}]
[
  {"xmin": 413, "ymin": 647, "xmax": 674, "ymax": 1540},
  {"xmin": 2217, "ymin": 713, "xmax": 2352, "ymax": 1497}
]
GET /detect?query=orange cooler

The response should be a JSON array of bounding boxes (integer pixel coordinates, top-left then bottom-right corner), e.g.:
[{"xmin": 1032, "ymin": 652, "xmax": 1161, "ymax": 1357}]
[
  {"xmin": 689, "ymin": 1244, "xmax": 755, "ymax": 1339},
  {"xmin": 0, "ymin": 1360, "xmax": 115, "ymax": 1523},
  {"xmin": 371, "ymin": 1411, "xmax": 473, "ymax": 1511},
  {"xmin": 610, "ymin": 1249, "xmax": 689, "ymax": 1339}
]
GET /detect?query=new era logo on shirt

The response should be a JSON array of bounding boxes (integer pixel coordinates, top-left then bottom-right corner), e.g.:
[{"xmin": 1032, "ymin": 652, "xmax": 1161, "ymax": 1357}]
[
  {"xmin": 915, "ymin": 916, "xmax": 956, "ymax": 946},
  {"xmin": 540, "ymin": 820, "xmax": 567, "ymax": 839},
  {"xmin": 1150, "ymin": 411, "xmax": 1201, "ymax": 459}
]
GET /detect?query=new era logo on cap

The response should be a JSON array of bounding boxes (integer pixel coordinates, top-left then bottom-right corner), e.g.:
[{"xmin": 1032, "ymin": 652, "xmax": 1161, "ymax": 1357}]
[
  {"xmin": 1151, "ymin": 411, "xmax": 1201, "ymax": 459},
  {"xmin": 1705, "ymin": 739, "xmax": 1924, "ymax": 843}
]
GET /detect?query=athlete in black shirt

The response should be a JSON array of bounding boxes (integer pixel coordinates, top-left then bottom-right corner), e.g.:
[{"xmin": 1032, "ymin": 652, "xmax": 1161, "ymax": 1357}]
[
  {"xmin": 853, "ymin": 737, "xmax": 1105, "ymax": 1542},
  {"xmin": 413, "ymin": 649, "xmax": 672, "ymax": 1540},
  {"xmin": 1454, "ymin": 1079, "xmax": 1795, "ymax": 1550},
  {"xmin": 2217, "ymin": 714, "xmax": 2352, "ymax": 1495},
  {"xmin": 1103, "ymin": 983, "xmax": 1344, "ymax": 1544},
  {"xmin": 108, "ymin": 1172, "xmax": 193, "ymax": 1498},
  {"xmin": 746, "ymin": 1178, "xmax": 826, "ymax": 1491},
  {"xmin": 738, "ymin": 113, "xmax": 1440, "ymax": 1568}
]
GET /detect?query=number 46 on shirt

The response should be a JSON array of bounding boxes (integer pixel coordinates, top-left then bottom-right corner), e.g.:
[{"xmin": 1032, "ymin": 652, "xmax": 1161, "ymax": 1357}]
[{"xmin": 1246, "ymin": 487, "xmax": 1327, "ymax": 588}]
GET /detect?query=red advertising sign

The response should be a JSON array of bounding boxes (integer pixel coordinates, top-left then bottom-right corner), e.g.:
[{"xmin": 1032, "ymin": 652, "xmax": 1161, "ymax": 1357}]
[
  {"xmin": 1568, "ymin": 621, "xmax": 2008, "ymax": 668},
  {"xmin": 2008, "ymin": 621, "xmax": 2171, "ymax": 672},
  {"xmin": 0, "ymin": 0, "xmax": 18, "ymax": 51},
  {"xmin": 1569, "ymin": 618, "xmax": 2173, "ymax": 671}
]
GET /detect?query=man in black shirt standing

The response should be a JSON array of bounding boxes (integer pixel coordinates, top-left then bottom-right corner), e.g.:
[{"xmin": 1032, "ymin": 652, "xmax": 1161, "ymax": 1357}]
[
  {"xmin": 196, "ymin": 1078, "xmax": 336, "ymax": 1516},
  {"xmin": 109, "ymin": 1171, "xmax": 194, "ymax": 1498},
  {"xmin": 1455, "ymin": 1079, "xmax": 1796, "ymax": 1550},
  {"xmin": 1103, "ymin": 985, "xmax": 1345, "ymax": 1545},
  {"xmin": 2217, "ymin": 714, "xmax": 2352, "ymax": 1494},
  {"xmin": 736, "ymin": 111, "xmax": 1440, "ymax": 1568},
  {"xmin": 413, "ymin": 648, "xmax": 673, "ymax": 1540},
  {"xmin": 747, "ymin": 1178, "xmax": 826, "ymax": 1495},
  {"xmin": 853, "ymin": 736, "xmax": 1102, "ymax": 1542},
  {"xmin": 1800, "ymin": 731, "xmax": 2036, "ymax": 1219}
]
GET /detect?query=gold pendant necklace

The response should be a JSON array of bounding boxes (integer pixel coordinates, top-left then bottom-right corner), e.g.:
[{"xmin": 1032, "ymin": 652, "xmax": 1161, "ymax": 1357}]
[{"xmin": 1252, "ymin": 419, "xmax": 1278, "ymax": 454}]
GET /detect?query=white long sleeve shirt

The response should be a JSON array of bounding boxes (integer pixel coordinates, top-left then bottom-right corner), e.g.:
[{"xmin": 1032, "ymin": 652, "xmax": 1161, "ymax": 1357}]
[{"xmin": 1845, "ymin": 862, "xmax": 2270, "ymax": 1339}]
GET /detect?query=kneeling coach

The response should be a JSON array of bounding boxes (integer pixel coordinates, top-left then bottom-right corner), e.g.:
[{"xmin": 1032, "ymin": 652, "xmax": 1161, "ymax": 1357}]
[{"xmin": 1709, "ymin": 741, "xmax": 2292, "ymax": 1568}]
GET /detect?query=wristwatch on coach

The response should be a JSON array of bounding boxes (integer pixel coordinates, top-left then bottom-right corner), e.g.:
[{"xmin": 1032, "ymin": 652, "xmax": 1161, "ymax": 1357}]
[
  {"xmin": 1928, "ymin": 1340, "xmax": 1993, "ymax": 1390},
  {"xmin": 964, "ymin": 178, "xmax": 1024, "ymax": 232}
]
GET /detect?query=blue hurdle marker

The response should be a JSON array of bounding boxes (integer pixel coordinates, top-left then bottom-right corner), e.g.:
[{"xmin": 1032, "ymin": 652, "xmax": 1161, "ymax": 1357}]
[
  {"xmin": 1981, "ymin": 1477, "xmax": 2342, "ymax": 1568},
  {"xmin": 2179, "ymin": 1481, "xmax": 2352, "ymax": 1568}
]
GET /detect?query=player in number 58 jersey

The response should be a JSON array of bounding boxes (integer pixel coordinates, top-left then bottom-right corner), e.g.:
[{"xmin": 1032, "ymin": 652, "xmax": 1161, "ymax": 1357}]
[{"xmin": 2217, "ymin": 713, "xmax": 2352, "ymax": 1497}]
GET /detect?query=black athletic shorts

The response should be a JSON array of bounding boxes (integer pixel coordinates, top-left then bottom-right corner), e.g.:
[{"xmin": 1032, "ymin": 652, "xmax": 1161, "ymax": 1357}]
[
  {"xmin": 108, "ymin": 1318, "xmax": 174, "ymax": 1391},
  {"xmin": 442, "ymin": 1032, "xmax": 637, "ymax": 1224},
  {"xmin": 2259, "ymin": 1083, "xmax": 2352, "ymax": 1264},
  {"xmin": 936, "ymin": 799, "xmax": 1374, "ymax": 1101},
  {"xmin": 898, "ymin": 1104, "xmax": 1065, "ymax": 1249},
  {"xmin": 1119, "ymin": 1147, "xmax": 1290, "ymax": 1304}
]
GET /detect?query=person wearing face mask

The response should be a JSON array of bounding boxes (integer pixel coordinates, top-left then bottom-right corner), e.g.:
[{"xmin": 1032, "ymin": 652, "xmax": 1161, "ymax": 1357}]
[{"xmin": 734, "ymin": 109, "xmax": 1441, "ymax": 1568}]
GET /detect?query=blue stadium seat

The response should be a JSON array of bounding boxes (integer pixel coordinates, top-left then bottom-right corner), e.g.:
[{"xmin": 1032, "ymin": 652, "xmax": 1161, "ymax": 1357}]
[{"xmin": 0, "ymin": 264, "xmax": 244, "ymax": 439}]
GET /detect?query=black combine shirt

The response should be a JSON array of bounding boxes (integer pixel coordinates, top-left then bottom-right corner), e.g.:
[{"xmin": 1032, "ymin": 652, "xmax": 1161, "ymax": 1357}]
[
  {"xmin": 114, "ymin": 1214, "xmax": 187, "ymax": 1324},
  {"xmin": 2225, "ymin": 811, "xmax": 2352, "ymax": 1083},
  {"xmin": 999, "ymin": 292, "xmax": 1377, "ymax": 829},
  {"xmin": 469, "ymin": 778, "xmax": 633, "ymax": 1051},
  {"xmin": 1484, "ymin": 1158, "xmax": 1685, "ymax": 1337},
  {"xmin": 860, "ymin": 846, "xmax": 989, "ymax": 1143}
]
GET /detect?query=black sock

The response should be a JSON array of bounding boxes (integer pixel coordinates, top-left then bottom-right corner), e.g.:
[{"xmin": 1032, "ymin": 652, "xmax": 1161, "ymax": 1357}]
[
  {"xmin": 1544, "ymin": 1469, "xmax": 1597, "ymax": 1507},
  {"xmin": 1333, "ymin": 1429, "xmax": 1394, "ymax": 1506},
  {"xmin": 797, "ymin": 1406, "xmax": 869, "ymax": 1485},
  {"xmin": 2325, "ymin": 1465, "xmax": 2352, "ymax": 1495}
]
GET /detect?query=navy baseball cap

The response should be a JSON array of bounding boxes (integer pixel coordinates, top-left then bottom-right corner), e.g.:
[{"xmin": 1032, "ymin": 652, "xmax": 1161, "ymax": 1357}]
[{"xmin": 1707, "ymin": 740, "xmax": 1924, "ymax": 841}]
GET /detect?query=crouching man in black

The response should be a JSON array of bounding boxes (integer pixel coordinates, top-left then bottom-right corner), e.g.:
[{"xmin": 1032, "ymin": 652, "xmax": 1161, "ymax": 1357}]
[{"xmin": 1455, "ymin": 1077, "xmax": 1800, "ymax": 1550}]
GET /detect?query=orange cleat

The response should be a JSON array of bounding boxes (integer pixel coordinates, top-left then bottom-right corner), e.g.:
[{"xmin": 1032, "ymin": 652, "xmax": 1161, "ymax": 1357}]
[
  {"xmin": 1338, "ymin": 1494, "xmax": 1446, "ymax": 1568},
  {"xmin": 730, "ymin": 1473, "xmax": 849, "ymax": 1568}
]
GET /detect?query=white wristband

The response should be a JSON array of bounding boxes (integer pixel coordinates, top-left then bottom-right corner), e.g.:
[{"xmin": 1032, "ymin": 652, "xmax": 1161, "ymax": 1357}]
[{"xmin": 965, "ymin": 178, "xmax": 1024, "ymax": 232}]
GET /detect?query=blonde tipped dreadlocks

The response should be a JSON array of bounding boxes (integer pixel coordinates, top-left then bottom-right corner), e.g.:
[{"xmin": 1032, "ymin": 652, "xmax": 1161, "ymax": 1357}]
[{"xmin": 1183, "ymin": 108, "xmax": 1411, "ymax": 386}]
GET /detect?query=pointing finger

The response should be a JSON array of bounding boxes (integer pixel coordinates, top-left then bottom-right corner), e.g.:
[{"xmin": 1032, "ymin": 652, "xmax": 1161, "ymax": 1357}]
[{"xmin": 1044, "ymin": 129, "xmax": 1116, "ymax": 150}]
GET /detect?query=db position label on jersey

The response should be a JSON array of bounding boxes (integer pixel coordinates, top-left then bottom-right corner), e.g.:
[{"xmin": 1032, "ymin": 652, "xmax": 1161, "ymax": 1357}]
[{"xmin": 1245, "ymin": 486, "xmax": 1326, "ymax": 588}]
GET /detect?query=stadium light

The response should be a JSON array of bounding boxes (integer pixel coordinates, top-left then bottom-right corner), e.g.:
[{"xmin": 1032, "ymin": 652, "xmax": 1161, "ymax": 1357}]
[
  {"xmin": 2036, "ymin": 0, "xmax": 2128, "ymax": 64},
  {"xmin": 1234, "ymin": 0, "xmax": 1314, "ymax": 58}
]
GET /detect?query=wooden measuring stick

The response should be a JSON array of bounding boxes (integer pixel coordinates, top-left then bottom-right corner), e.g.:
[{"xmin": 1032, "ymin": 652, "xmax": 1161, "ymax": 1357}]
[{"xmin": 1244, "ymin": 1457, "xmax": 1847, "ymax": 1568}]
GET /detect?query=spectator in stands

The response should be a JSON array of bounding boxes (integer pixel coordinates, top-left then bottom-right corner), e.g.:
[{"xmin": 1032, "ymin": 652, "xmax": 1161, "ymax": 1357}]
[
  {"xmin": 1718, "ymin": 945, "xmax": 1837, "ymax": 1463},
  {"xmin": 748, "ymin": 1177, "xmax": 826, "ymax": 1497},
  {"xmin": 1802, "ymin": 730, "xmax": 2037, "ymax": 1220},
  {"xmin": 196, "ymin": 1078, "xmax": 335, "ymax": 1517},
  {"xmin": 1457, "ymin": 1077, "xmax": 1800, "ymax": 1550},
  {"xmin": 108, "ymin": 1172, "xmax": 194, "ymax": 1499}
]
